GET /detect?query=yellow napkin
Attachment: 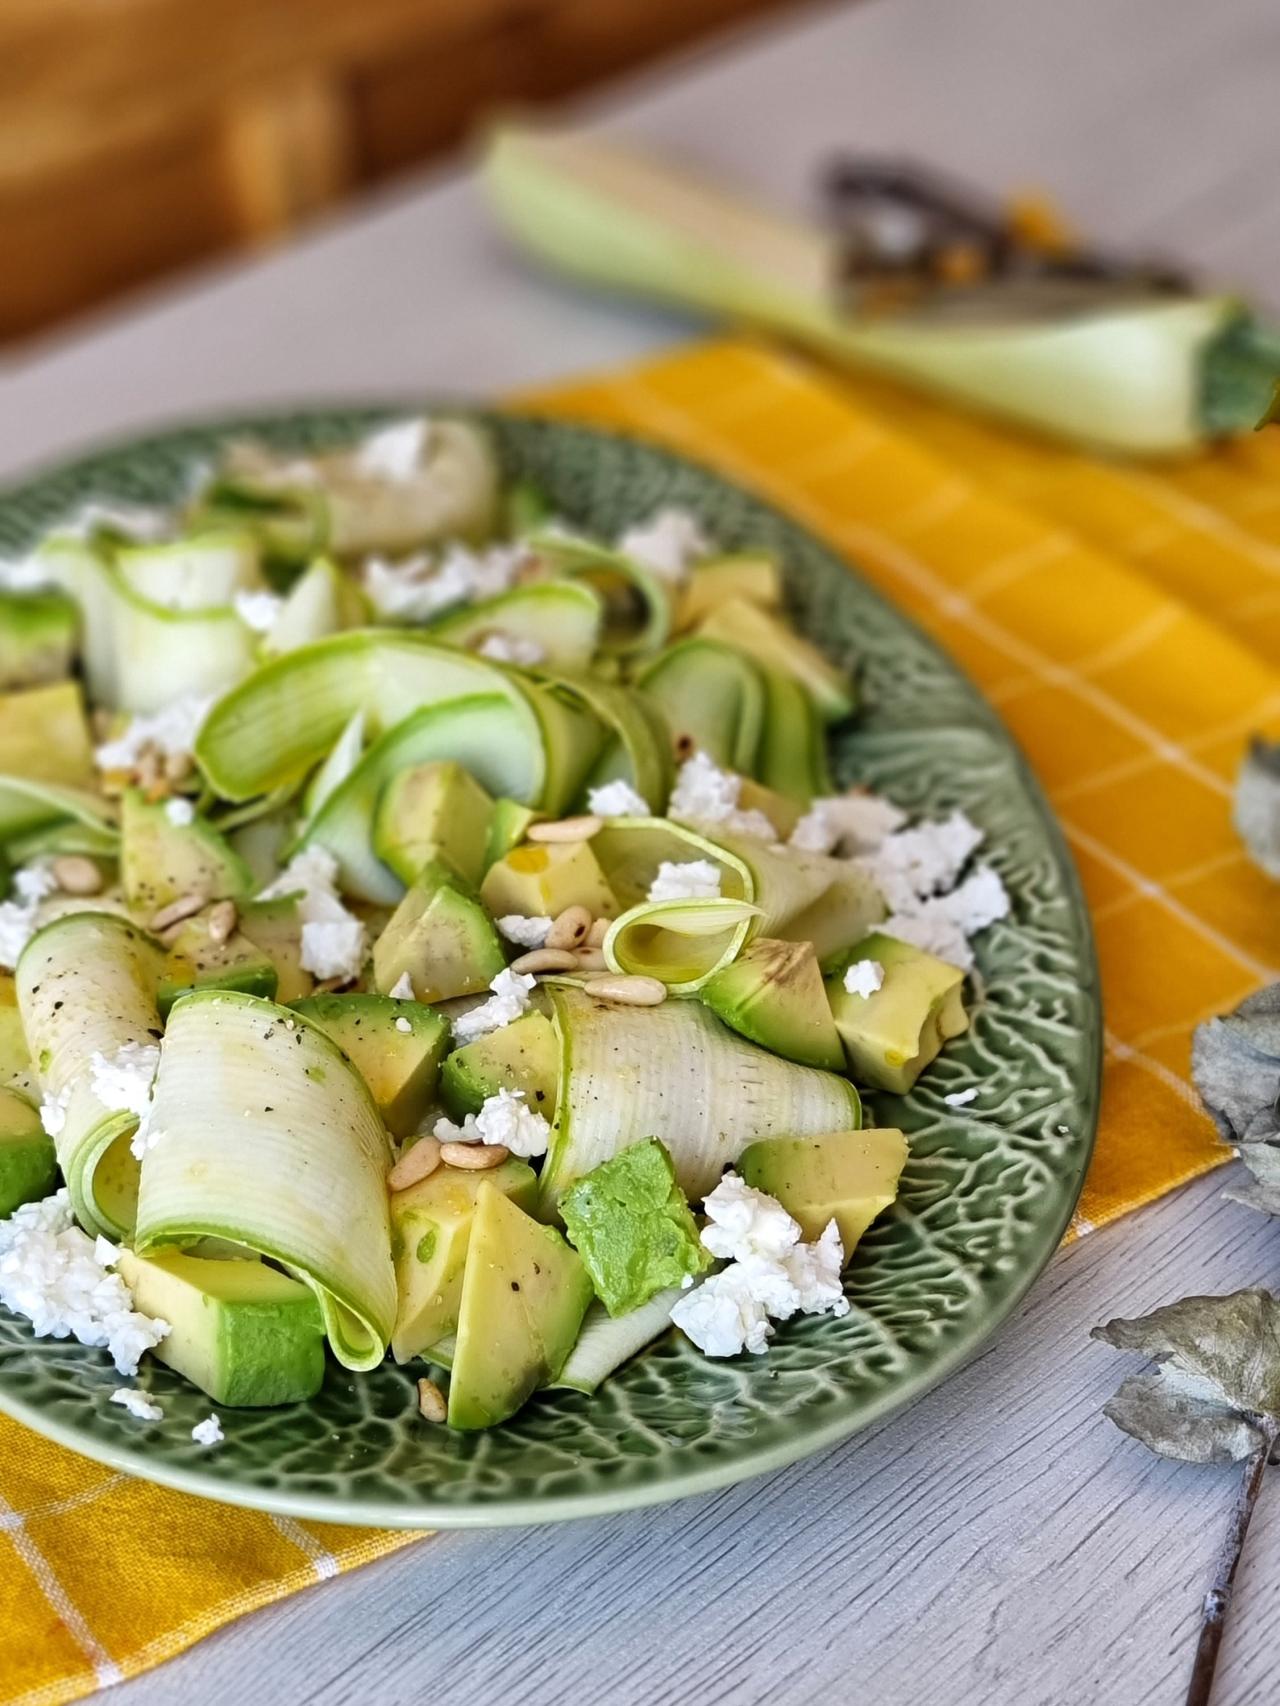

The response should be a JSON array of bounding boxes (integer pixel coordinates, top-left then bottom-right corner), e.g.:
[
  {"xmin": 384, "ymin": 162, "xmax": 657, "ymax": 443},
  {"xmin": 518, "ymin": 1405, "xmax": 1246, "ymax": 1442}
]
[{"xmin": 3, "ymin": 337, "xmax": 1278, "ymax": 1706}]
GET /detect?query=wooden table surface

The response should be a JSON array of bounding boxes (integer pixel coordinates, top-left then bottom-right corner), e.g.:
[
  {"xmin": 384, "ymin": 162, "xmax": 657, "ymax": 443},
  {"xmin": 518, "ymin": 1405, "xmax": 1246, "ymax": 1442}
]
[{"xmin": 4, "ymin": 1, "xmax": 1280, "ymax": 1701}]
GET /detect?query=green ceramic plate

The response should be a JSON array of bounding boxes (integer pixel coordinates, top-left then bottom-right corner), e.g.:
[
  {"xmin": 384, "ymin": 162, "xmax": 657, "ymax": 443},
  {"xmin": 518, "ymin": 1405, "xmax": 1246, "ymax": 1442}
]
[{"xmin": 0, "ymin": 408, "xmax": 1100, "ymax": 1527}]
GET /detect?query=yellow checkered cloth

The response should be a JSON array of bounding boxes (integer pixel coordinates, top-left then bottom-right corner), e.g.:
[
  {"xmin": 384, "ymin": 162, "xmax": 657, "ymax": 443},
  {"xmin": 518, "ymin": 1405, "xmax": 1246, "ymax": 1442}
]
[{"xmin": 3, "ymin": 337, "xmax": 1278, "ymax": 1706}]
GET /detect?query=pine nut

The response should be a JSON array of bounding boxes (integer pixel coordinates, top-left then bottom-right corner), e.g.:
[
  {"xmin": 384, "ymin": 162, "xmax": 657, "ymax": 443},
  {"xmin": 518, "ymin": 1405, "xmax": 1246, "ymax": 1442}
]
[
  {"xmin": 207, "ymin": 899, "xmax": 238, "ymax": 945},
  {"xmin": 525, "ymin": 815, "xmax": 602, "ymax": 844},
  {"xmin": 150, "ymin": 890, "xmax": 207, "ymax": 932},
  {"xmin": 586, "ymin": 917, "xmax": 610, "ymax": 949},
  {"xmin": 388, "ymin": 1137, "xmax": 441, "ymax": 1191},
  {"xmin": 573, "ymin": 949, "xmax": 608, "ymax": 973},
  {"xmin": 417, "ymin": 1377, "xmax": 447, "ymax": 1424},
  {"xmin": 510, "ymin": 947, "xmax": 579, "ymax": 975},
  {"xmin": 164, "ymin": 749, "xmax": 193, "ymax": 784},
  {"xmin": 545, "ymin": 904, "xmax": 592, "ymax": 950},
  {"xmin": 583, "ymin": 974, "xmax": 667, "ymax": 1006},
  {"xmin": 440, "ymin": 1141, "xmax": 510, "ymax": 1170},
  {"xmin": 51, "ymin": 855, "xmax": 102, "ymax": 896}
]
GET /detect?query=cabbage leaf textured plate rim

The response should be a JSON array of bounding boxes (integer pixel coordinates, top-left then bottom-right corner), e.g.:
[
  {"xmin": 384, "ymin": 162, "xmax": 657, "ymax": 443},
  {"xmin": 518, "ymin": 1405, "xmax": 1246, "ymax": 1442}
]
[{"xmin": 0, "ymin": 407, "xmax": 1101, "ymax": 1528}]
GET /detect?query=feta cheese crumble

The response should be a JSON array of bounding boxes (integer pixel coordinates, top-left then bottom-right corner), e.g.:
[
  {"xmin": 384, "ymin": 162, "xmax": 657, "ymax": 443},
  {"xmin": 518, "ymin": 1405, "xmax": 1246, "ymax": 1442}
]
[
  {"xmin": 53, "ymin": 501, "xmax": 171, "ymax": 546},
  {"xmin": 233, "ymin": 589, "xmax": 283, "ymax": 634},
  {"xmin": 0, "ymin": 1190, "xmax": 169, "ymax": 1375},
  {"xmin": 880, "ymin": 865, "xmax": 1010, "ymax": 971},
  {"xmin": 476, "ymin": 632, "xmax": 545, "ymax": 666},
  {"xmin": 94, "ymin": 694, "xmax": 214, "ymax": 776},
  {"xmin": 698, "ymin": 1173, "xmax": 802, "ymax": 1263},
  {"xmin": 668, "ymin": 751, "xmax": 777, "ymax": 841},
  {"xmin": 0, "ymin": 863, "xmax": 56, "ymax": 970},
  {"xmin": 39, "ymin": 1086, "xmax": 70, "ymax": 1139},
  {"xmin": 110, "ymin": 1388, "xmax": 163, "ymax": 1422},
  {"xmin": 363, "ymin": 541, "xmax": 525, "ymax": 624},
  {"xmin": 587, "ymin": 779, "xmax": 650, "ymax": 818},
  {"xmin": 388, "ymin": 971, "xmax": 415, "ymax": 1000},
  {"xmin": 89, "ymin": 1042, "xmax": 159, "ymax": 1120},
  {"xmin": 789, "ymin": 791, "xmax": 907, "ymax": 856},
  {"xmin": 164, "ymin": 796, "xmax": 195, "ymax": 827},
  {"xmin": 944, "ymin": 1088, "xmax": 979, "ymax": 1108},
  {"xmin": 435, "ymin": 1088, "xmax": 550, "ymax": 1158},
  {"xmin": 191, "ymin": 1414, "xmax": 224, "ymax": 1448},
  {"xmin": 647, "ymin": 859, "xmax": 722, "ymax": 904},
  {"xmin": 856, "ymin": 810, "xmax": 984, "ymax": 913},
  {"xmin": 496, "ymin": 914, "xmax": 552, "ymax": 949},
  {"xmin": 451, "ymin": 967, "xmax": 536, "ymax": 1046},
  {"xmin": 842, "ymin": 959, "xmax": 885, "ymax": 999},
  {"xmin": 258, "ymin": 846, "xmax": 366, "ymax": 983},
  {"xmin": 394, "ymin": 1016, "xmax": 413, "ymax": 1034},
  {"xmin": 616, "ymin": 508, "xmax": 712, "ymax": 584},
  {"xmin": 355, "ymin": 418, "xmax": 430, "ymax": 482}
]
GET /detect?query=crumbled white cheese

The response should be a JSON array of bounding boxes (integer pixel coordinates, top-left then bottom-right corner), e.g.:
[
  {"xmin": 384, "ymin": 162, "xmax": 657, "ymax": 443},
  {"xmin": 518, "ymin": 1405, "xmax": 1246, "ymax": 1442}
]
[
  {"xmin": 110, "ymin": 1387, "xmax": 163, "ymax": 1422},
  {"xmin": 668, "ymin": 751, "xmax": 777, "ymax": 841},
  {"xmin": 496, "ymin": 915, "xmax": 552, "ymax": 949},
  {"xmin": 0, "ymin": 863, "xmax": 56, "ymax": 970},
  {"xmin": 671, "ymin": 1174, "xmax": 849, "ymax": 1358},
  {"xmin": 258, "ymin": 846, "xmax": 366, "ymax": 982},
  {"xmin": 842, "ymin": 959, "xmax": 885, "ymax": 999},
  {"xmin": 647, "ymin": 859, "xmax": 723, "ymax": 904},
  {"xmin": 94, "ymin": 694, "xmax": 214, "ymax": 775},
  {"xmin": 880, "ymin": 865, "xmax": 1010, "ymax": 971},
  {"xmin": 471, "ymin": 1088, "xmax": 550, "ymax": 1158},
  {"xmin": 164, "ymin": 796, "xmax": 196, "ymax": 827},
  {"xmin": 0, "ymin": 556, "xmax": 57, "ymax": 592},
  {"xmin": 451, "ymin": 968, "xmax": 536, "ymax": 1046},
  {"xmin": 355, "ymin": 418, "xmax": 431, "ymax": 482},
  {"xmin": 432, "ymin": 1111, "xmax": 482, "ymax": 1144},
  {"xmin": 191, "ymin": 1414, "xmax": 224, "ymax": 1447},
  {"xmin": 89, "ymin": 1042, "xmax": 159, "ymax": 1120},
  {"xmin": 857, "ymin": 810, "xmax": 984, "ymax": 913},
  {"xmin": 363, "ymin": 542, "xmax": 525, "ymax": 624},
  {"xmin": 789, "ymin": 791, "xmax": 907, "ymax": 856},
  {"xmin": 388, "ymin": 971, "xmax": 415, "ymax": 1000},
  {"xmin": 394, "ymin": 1016, "xmax": 412, "ymax": 1035},
  {"xmin": 0, "ymin": 1189, "xmax": 169, "ymax": 1375},
  {"xmin": 233, "ymin": 589, "xmax": 283, "ymax": 634},
  {"xmin": 39, "ymin": 1086, "xmax": 70, "ymax": 1139},
  {"xmin": 944, "ymin": 1088, "xmax": 979, "ymax": 1108},
  {"xmin": 587, "ymin": 779, "xmax": 650, "ymax": 818},
  {"xmin": 477, "ymin": 632, "xmax": 545, "ymax": 666},
  {"xmin": 616, "ymin": 508, "xmax": 712, "ymax": 584}
]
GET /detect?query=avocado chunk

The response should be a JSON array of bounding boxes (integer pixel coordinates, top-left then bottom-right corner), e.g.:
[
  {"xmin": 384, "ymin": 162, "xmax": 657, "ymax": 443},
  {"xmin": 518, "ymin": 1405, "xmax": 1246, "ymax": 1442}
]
[
  {"xmin": 390, "ymin": 1158, "xmax": 538, "ymax": 1362},
  {"xmin": 0, "ymin": 590, "xmax": 79, "ymax": 691},
  {"xmin": 372, "ymin": 863, "xmax": 505, "ymax": 1001},
  {"xmin": 0, "ymin": 974, "xmax": 31, "ymax": 1086},
  {"xmin": 293, "ymin": 992, "xmax": 449, "ymax": 1136},
  {"xmin": 373, "ymin": 760, "xmax": 495, "ymax": 888},
  {"xmin": 0, "ymin": 679, "xmax": 94, "ymax": 787},
  {"xmin": 738, "ymin": 1127, "xmax": 908, "ymax": 1259},
  {"xmin": 559, "ymin": 1138, "xmax": 711, "ymax": 1317},
  {"xmin": 701, "ymin": 937, "xmax": 845, "ymax": 1071},
  {"xmin": 156, "ymin": 915, "xmax": 278, "ymax": 1017},
  {"xmin": 678, "ymin": 553, "xmax": 782, "ymax": 630},
  {"xmin": 116, "ymin": 1248, "xmax": 326, "ymax": 1407},
  {"xmin": 826, "ymin": 932, "xmax": 969, "ymax": 1093},
  {"xmin": 0, "ymin": 1088, "xmax": 57, "ymax": 1216},
  {"xmin": 480, "ymin": 839, "xmax": 618, "ymax": 921},
  {"xmin": 699, "ymin": 597, "xmax": 855, "ymax": 722},
  {"xmin": 238, "ymin": 895, "xmax": 312, "ymax": 1002},
  {"xmin": 121, "ymin": 790, "xmax": 252, "ymax": 915},
  {"xmin": 441, "ymin": 1011, "xmax": 559, "ymax": 1119},
  {"xmin": 448, "ymin": 1183, "xmax": 593, "ymax": 1428},
  {"xmin": 483, "ymin": 798, "xmax": 542, "ymax": 871}
]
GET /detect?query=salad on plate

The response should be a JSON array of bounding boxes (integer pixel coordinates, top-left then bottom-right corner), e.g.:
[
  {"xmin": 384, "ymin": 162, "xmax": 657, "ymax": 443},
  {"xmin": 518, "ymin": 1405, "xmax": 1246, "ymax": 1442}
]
[{"xmin": 0, "ymin": 414, "xmax": 1009, "ymax": 1437}]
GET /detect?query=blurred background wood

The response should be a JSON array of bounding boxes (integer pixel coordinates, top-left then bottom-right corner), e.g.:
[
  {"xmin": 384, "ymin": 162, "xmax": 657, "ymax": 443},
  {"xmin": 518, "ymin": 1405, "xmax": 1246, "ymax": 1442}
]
[{"xmin": 0, "ymin": 0, "xmax": 807, "ymax": 346}]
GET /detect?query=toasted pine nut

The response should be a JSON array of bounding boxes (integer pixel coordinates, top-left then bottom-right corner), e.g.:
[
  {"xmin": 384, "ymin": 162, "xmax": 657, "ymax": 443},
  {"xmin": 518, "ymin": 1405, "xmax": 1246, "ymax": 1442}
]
[
  {"xmin": 150, "ymin": 890, "xmax": 208, "ymax": 932},
  {"xmin": 546, "ymin": 904, "xmax": 592, "ymax": 950},
  {"xmin": 440, "ymin": 1141, "xmax": 510, "ymax": 1170},
  {"xmin": 207, "ymin": 899, "xmax": 238, "ymax": 945},
  {"xmin": 164, "ymin": 749, "xmax": 193, "ymax": 784},
  {"xmin": 525, "ymin": 815, "xmax": 602, "ymax": 844},
  {"xmin": 586, "ymin": 917, "xmax": 610, "ymax": 949},
  {"xmin": 51, "ymin": 855, "xmax": 102, "ymax": 896},
  {"xmin": 573, "ymin": 948, "xmax": 608, "ymax": 973},
  {"xmin": 510, "ymin": 947, "xmax": 579, "ymax": 975},
  {"xmin": 583, "ymin": 974, "xmax": 667, "ymax": 1006},
  {"xmin": 388, "ymin": 1137, "xmax": 441, "ymax": 1191},
  {"xmin": 417, "ymin": 1377, "xmax": 447, "ymax": 1424}
]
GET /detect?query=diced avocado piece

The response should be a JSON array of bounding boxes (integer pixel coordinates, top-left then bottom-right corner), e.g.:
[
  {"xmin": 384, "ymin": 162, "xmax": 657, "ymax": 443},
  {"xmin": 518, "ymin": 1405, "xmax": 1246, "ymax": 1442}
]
[
  {"xmin": 559, "ymin": 1138, "xmax": 711, "ymax": 1317},
  {"xmin": 390, "ymin": 1158, "xmax": 537, "ymax": 1362},
  {"xmin": 0, "ymin": 975, "xmax": 31, "ymax": 1085},
  {"xmin": 0, "ymin": 680, "xmax": 94, "ymax": 787},
  {"xmin": 701, "ymin": 937, "xmax": 845, "ymax": 1071},
  {"xmin": 372, "ymin": 863, "xmax": 505, "ymax": 1001},
  {"xmin": 483, "ymin": 798, "xmax": 541, "ymax": 871},
  {"xmin": 116, "ymin": 1248, "xmax": 326, "ymax": 1407},
  {"xmin": 0, "ymin": 591, "xmax": 79, "ymax": 692},
  {"xmin": 678, "ymin": 554, "xmax": 782, "ymax": 630},
  {"xmin": 480, "ymin": 840, "xmax": 618, "ymax": 921},
  {"xmin": 0, "ymin": 1087, "xmax": 57, "ymax": 1216},
  {"xmin": 293, "ymin": 992, "xmax": 449, "ymax": 1136},
  {"xmin": 738, "ymin": 1127, "xmax": 908, "ymax": 1260},
  {"xmin": 826, "ymin": 932, "xmax": 969, "ymax": 1093},
  {"xmin": 121, "ymin": 790, "xmax": 252, "ymax": 915},
  {"xmin": 699, "ymin": 598, "xmax": 855, "ymax": 721},
  {"xmin": 157, "ymin": 916, "xmax": 278, "ymax": 1017},
  {"xmin": 372, "ymin": 760, "xmax": 495, "ymax": 888},
  {"xmin": 447, "ymin": 1183, "xmax": 594, "ymax": 1429},
  {"xmin": 440, "ymin": 1011, "xmax": 559, "ymax": 1119},
  {"xmin": 238, "ymin": 895, "xmax": 312, "ymax": 1002}
]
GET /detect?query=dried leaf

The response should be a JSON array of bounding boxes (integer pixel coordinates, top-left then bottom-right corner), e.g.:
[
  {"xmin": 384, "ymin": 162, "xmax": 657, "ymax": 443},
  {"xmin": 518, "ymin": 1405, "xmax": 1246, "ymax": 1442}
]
[
  {"xmin": 1235, "ymin": 737, "xmax": 1280, "ymax": 879},
  {"xmin": 1192, "ymin": 982, "xmax": 1280, "ymax": 1147},
  {"xmin": 1093, "ymin": 1290, "xmax": 1280, "ymax": 1464}
]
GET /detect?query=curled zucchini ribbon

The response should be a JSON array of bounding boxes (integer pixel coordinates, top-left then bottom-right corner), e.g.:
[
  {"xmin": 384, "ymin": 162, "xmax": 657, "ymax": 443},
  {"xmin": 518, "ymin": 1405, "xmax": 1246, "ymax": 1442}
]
[{"xmin": 528, "ymin": 531, "xmax": 674, "ymax": 658}]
